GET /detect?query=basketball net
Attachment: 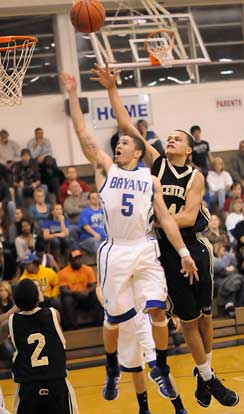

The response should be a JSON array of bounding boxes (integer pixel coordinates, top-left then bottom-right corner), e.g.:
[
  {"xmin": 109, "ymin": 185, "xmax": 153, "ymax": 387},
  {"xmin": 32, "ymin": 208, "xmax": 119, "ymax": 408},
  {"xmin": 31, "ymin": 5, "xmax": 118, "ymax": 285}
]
[
  {"xmin": 0, "ymin": 36, "xmax": 38, "ymax": 106},
  {"xmin": 145, "ymin": 29, "xmax": 175, "ymax": 68}
]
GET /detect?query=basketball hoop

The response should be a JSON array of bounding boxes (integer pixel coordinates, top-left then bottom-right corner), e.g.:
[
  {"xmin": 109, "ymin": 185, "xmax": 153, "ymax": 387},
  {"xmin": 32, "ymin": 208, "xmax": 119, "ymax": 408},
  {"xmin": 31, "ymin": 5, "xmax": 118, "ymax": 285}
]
[
  {"xmin": 144, "ymin": 28, "xmax": 175, "ymax": 68},
  {"xmin": 0, "ymin": 36, "xmax": 38, "ymax": 106}
]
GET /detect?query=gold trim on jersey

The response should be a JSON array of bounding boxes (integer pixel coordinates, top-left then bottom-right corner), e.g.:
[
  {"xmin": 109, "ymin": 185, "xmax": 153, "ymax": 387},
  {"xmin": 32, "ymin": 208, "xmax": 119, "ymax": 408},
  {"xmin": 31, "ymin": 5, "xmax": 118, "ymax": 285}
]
[
  {"xmin": 50, "ymin": 307, "xmax": 66, "ymax": 349},
  {"xmin": 185, "ymin": 169, "xmax": 198, "ymax": 194},
  {"xmin": 14, "ymin": 384, "xmax": 20, "ymax": 414},
  {"xmin": 167, "ymin": 159, "xmax": 193, "ymax": 179},
  {"xmin": 9, "ymin": 314, "xmax": 18, "ymax": 363},
  {"xmin": 157, "ymin": 158, "xmax": 166, "ymax": 182}
]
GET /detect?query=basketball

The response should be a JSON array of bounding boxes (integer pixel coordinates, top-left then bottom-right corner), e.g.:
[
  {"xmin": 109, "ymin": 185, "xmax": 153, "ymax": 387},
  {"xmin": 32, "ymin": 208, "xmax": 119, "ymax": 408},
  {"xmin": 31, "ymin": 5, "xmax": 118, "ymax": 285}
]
[{"xmin": 70, "ymin": 0, "xmax": 106, "ymax": 33}]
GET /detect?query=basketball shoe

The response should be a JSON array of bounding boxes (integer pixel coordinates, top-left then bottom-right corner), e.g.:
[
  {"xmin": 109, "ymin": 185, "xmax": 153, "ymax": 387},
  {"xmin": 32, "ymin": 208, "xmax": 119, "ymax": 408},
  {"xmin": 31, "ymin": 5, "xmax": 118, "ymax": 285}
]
[
  {"xmin": 148, "ymin": 365, "xmax": 177, "ymax": 399},
  {"xmin": 205, "ymin": 375, "xmax": 239, "ymax": 407},
  {"xmin": 103, "ymin": 366, "xmax": 120, "ymax": 400},
  {"xmin": 193, "ymin": 366, "xmax": 211, "ymax": 407}
]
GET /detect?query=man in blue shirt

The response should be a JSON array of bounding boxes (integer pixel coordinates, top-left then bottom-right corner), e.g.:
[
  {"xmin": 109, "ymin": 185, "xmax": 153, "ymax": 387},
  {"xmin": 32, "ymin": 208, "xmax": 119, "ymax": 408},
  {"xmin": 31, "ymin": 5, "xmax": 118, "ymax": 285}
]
[{"xmin": 78, "ymin": 192, "xmax": 106, "ymax": 254}]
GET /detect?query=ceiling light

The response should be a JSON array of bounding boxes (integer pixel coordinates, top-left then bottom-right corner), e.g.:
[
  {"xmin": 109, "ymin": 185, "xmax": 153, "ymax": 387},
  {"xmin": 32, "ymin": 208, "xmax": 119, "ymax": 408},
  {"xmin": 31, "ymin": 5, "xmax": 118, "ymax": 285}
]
[
  {"xmin": 159, "ymin": 77, "xmax": 166, "ymax": 81},
  {"xmin": 220, "ymin": 70, "xmax": 234, "ymax": 75},
  {"xmin": 148, "ymin": 81, "xmax": 157, "ymax": 86},
  {"xmin": 84, "ymin": 53, "xmax": 96, "ymax": 58},
  {"xmin": 30, "ymin": 76, "xmax": 40, "ymax": 83},
  {"xmin": 167, "ymin": 76, "xmax": 191, "ymax": 84},
  {"xmin": 219, "ymin": 58, "xmax": 233, "ymax": 62}
]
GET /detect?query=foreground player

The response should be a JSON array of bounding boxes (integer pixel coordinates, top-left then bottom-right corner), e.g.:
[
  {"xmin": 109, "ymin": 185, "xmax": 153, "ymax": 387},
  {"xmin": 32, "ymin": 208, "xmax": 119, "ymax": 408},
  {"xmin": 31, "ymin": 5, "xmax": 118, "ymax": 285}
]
[
  {"xmin": 0, "ymin": 279, "xmax": 78, "ymax": 414},
  {"xmin": 96, "ymin": 284, "xmax": 187, "ymax": 414},
  {"xmin": 92, "ymin": 64, "xmax": 239, "ymax": 408},
  {"xmin": 61, "ymin": 72, "xmax": 197, "ymax": 401}
]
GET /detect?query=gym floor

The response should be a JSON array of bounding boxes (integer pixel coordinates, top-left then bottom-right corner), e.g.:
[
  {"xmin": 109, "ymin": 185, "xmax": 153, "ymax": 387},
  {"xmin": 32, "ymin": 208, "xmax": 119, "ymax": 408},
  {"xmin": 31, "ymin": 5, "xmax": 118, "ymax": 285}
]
[{"xmin": 2, "ymin": 344, "xmax": 244, "ymax": 414}]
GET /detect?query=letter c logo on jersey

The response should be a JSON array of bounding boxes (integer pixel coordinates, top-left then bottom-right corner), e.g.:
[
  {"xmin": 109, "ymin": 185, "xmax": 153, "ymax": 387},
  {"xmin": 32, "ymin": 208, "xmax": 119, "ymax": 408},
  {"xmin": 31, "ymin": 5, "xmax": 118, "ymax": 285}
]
[{"xmin": 39, "ymin": 388, "xmax": 49, "ymax": 396}]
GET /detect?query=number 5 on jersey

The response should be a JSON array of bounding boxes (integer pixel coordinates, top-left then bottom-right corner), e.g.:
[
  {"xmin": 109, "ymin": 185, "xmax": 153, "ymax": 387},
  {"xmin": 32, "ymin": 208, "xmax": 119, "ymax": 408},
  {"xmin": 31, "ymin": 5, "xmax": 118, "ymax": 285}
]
[{"xmin": 121, "ymin": 193, "xmax": 134, "ymax": 216}]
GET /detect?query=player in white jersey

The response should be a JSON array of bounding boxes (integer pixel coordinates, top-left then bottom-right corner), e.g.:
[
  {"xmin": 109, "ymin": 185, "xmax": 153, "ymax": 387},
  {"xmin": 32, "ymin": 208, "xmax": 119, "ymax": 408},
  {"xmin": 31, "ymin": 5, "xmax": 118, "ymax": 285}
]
[{"xmin": 60, "ymin": 73, "xmax": 198, "ymax": 402}]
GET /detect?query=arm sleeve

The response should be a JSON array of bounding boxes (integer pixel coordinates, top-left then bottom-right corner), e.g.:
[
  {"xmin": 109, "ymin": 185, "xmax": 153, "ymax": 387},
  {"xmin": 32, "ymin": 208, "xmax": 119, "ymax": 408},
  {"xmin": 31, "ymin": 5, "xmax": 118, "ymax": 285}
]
[{"xmin": 78, "ymin": 209, "xmax": 90, "ymax": 228}]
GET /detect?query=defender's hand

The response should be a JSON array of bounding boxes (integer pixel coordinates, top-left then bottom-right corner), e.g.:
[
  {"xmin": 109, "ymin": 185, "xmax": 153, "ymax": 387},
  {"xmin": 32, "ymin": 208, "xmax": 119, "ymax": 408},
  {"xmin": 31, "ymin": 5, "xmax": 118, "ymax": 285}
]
[
  {"xmin": 90, "ymin": 62, "xmax": 120, "ymax": 89},
  {"xmin": 180, "ymin": 256, "xmax": 199, "ymax": 285},
  {"xmin": 59, "ymin": 72, "xmax": 77, "ymax": 93}
]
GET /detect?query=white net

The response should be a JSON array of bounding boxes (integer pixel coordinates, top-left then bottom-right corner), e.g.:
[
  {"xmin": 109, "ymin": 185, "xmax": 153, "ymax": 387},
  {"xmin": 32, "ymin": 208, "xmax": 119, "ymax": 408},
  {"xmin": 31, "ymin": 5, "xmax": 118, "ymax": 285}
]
[
  {"xmin": 0, "ymin": 37, "xmax": 37, "ymax": 106},
  {"xmin": 146, "ymin": 31, "xmax": 174, "ymax": 68}
]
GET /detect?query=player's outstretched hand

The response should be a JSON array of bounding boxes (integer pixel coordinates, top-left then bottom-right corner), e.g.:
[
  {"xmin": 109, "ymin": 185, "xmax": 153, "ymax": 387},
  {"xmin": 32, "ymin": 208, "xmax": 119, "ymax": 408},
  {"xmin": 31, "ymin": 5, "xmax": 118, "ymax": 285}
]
[
  {"xmin": 90, "ymin": 62, "xmax": 120, "ymax": 89},
  {"xmin": 59, "ymin": 72, "xmax": 77, "ymax": 93},
  {"xmin": 180, "ymin": 256, "xmax": 199, "ymax": 285}
]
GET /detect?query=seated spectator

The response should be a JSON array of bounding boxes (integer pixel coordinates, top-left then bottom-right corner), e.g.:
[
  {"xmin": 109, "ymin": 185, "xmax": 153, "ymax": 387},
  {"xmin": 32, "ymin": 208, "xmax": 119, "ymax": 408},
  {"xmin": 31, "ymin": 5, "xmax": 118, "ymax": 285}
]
[
  {"xmin": 136, "ymin": 119, "xmax": 164, "ymax": 155},
  {"xmin": 0, "ymin": 281, "xmax": 15, "ymax": 367},
  {"xmin": 230, "ymin": 140, "xmax": 244, "ymax": 189},
  {"xmin": 59, "ymin": 248, "xmax": 101, "ymax": 329},
  {"xmin": 8, "ymin": 207, "xmax": 24, "ymax": 245},
  {"xmin": 42, "ymin": 204, "xmax": 70, "ymax": 265},
  {"xmin": 60, "ymin": 166, "xmax": 90, "ymax": 205},
  {"xmin": 232, "ymin": 220, "xmax": 244, "ymax": 274},
  {"xmin": 190, "ymin": 125, "xmax": 214, "ymax": 177},
  {"xmin": 27, "ymin": 127, "xmax": 53, "ymax": 164},
  {"xmin": 0, "ymin": 129, "xmax": 20, "ymax": 166},
  {"xmin": 205, "ymin": 214, "xmax": 230, "ymax": 250},
  {"xmin": 15, "ymin": 218, "xmax": 36, "ymax": 263},
  {"xmin": 78, "ymin": 192, "xmax": 106, "ymax": 255},
  {"xmin": 11, "ymin": 148, "xmax": 42, "ymax": 207},
  {"xmin": 29, "ymin": 187, "xmax": 51, "ymax": 234},
  {"xmin": 64, "ymin": 181, "xmax": 89, "ymax": 240},
  {"xmin": 207, "ymin": 157, "xmax": 233, "ymax": 211},
  {"xmin": 225, "ymin": 198, "xmax": 244, "ymax": 244},
  {"xmin": 39, "ymin": 155, "xmax": 65, "ymax": 203},
  {"xmin": 20, "ymin": 253, "xmax": 60, "ymax": 307},
  {"xmin": 0, "ymin": 176, "xmax": 15, "ymax": 223},
  {"xmin": 213, "ymin": 242, "xmax": 244, "ymax": 317},
  {"xmin": 35, "ymin": 236, "xmax": 59, "ymax": 273},
  {"xmin": 224, "ymin": 182, "xmax": 244, "ymax": 213}
]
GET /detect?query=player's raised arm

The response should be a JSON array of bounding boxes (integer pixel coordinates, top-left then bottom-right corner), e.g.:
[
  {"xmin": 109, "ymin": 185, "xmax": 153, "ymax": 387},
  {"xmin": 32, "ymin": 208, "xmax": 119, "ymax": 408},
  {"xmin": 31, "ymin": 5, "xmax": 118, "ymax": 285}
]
[
  {"xmin": 60, "ymin": 72, "xmax": 112, "ymax": 174},
  {"xmin": 90, "ymin": 64, "xmax": 159, "ymax": 167},
  {"xmin": 173, "ymin": 171, "xmax": 206, "ymax": 228},
  {"xmin": 152, "ymin": 176, "xmax": 198, "ymax": 284}
]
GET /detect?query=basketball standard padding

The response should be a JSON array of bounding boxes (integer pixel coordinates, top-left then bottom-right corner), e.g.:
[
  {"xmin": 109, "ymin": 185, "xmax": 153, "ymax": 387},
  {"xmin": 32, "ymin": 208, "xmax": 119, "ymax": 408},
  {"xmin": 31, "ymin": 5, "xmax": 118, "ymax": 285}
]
[{"xmin": 70, "ymin": 0, "xmax": 106, "ymax": 33}]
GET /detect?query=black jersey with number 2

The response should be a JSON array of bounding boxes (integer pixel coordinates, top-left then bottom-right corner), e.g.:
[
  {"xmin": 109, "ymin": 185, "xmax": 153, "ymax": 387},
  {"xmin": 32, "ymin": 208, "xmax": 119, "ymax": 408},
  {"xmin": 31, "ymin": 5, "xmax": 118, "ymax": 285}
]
[
  {"xmin": 9, "ymin": 307, "xmax": 66, "ymax": 384},
  {"xmin": 151, "ymin": 157, "xmax": 210, "ymax": 243}
]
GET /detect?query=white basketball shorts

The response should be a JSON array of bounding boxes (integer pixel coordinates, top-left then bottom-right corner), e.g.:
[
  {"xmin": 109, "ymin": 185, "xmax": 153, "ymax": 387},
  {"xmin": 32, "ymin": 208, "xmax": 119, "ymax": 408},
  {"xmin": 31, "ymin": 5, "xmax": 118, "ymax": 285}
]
[
  {"xmin": 118, "ymin": 311, "xmax": 156, "ymax": 371},
  {"xmin": 97, "ymin": 237, "xmax": 168, "ymax": 324}
]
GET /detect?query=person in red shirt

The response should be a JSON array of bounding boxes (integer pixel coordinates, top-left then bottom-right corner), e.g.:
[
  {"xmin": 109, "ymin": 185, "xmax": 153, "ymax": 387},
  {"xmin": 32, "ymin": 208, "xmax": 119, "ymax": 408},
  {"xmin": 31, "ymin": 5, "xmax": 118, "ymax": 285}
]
[
  {"xmin": 224, "ymin": 182, "xmax": 244, "ymax": 213},
  {"xmin": 58, "ymin": 248, "xmax": 102, "ymax": 329},
  {"xmin": 60, "ymin": 166, "xmax": 89, "ymax": 204}
]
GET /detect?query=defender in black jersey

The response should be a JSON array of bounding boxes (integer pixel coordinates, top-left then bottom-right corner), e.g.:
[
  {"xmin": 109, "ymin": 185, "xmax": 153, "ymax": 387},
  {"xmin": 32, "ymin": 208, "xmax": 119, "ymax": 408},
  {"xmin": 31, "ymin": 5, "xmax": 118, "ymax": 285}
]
[
  {"xmin": 99, "ymin": 66, "xmax": 239, "ymax": 409},
  {"xmin": 0, "ymin": 279, "xmax": 78, "ymax": 414}
]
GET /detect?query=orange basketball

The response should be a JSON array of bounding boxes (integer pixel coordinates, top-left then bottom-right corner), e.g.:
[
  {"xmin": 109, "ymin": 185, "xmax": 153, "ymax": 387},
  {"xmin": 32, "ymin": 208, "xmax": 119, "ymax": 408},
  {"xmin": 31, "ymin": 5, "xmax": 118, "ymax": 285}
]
[{"xmin": 70, "ymin": 0, "xmax": 106, "ymax": 33}]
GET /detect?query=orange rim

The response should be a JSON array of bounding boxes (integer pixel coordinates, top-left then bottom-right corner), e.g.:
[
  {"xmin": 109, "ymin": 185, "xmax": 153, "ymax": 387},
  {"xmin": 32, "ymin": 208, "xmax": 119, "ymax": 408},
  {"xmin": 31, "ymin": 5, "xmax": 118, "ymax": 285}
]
[
  {"xmin": 144, "ymin": 28, "xmax": 175, "ymax": 60},
  {"xmin": 0, "ymin": 36, "xmax": 38, "ymax": 52}
]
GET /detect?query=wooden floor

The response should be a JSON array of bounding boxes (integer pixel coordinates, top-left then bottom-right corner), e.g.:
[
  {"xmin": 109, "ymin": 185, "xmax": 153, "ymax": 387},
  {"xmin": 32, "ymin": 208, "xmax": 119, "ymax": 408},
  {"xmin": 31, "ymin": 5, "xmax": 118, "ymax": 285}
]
[{"xmin": 2, "ymin": 344, "xmax": 244, "ymax": 414}]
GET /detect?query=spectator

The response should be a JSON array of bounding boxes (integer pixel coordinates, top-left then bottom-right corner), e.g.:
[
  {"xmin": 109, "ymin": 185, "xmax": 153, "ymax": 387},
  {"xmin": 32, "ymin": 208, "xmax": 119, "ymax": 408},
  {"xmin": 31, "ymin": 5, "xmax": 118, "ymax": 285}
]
[
  {"xmin": 0, "ymin": 176, "xmax": 15, "ymax": 223},
  {"xmin": 59, "ymin": 248, "xmax": 101, "ymax": 329},
  {"xmin": 225, "ymin": 198, "xmax": 244, "ymax": 244},
  {"xmin": 207, "ymin": 157, "xmax": 233, "ymax": 211},
  {"xmin": 11, "ymin": 148, "xmax": 42, "ymax": 207},
  {"xmin": 190, "ymin": 125, "xmax": 214, "ymax": 176},
  {"xmin": 136, "ymin": 119, "xmax": 164, "ymax": 155},
  {"xmin": 27, "ymin": 127, "xmax": 53, "ymax": 164},
  {"xmin": 230, "ymin": 140, "xmax": 244, "ymax": 188},
  {"xmin": 8, "ymin": 207, "xmax": 24, "ymax": 245},
  {"xmin": 20, "ymin": 253, "xmax": 60, "ymax": 302},
  {"xmin": 29, "ymin": 187, "xmax": 51, "ymax": 234},
  {"xmin": 42, "ymin": 204, "xmax": 70, "ymax": 265},
  {"xmin": 232, "ymin": 220, "xmax": 244, "ymax": 274},
  {"xmin": 0, "ymin": 129, "xmax": 20, "ymax": 166},
  {"xmin": 205, "ymin": 214, "xmax": 230, "ymax": 250},
  {"xmin": 0, "ymin": 241, "xmax": 17, "ymax": 281},
  {"xmin": 78, "ymin": 192, "xmax": 106, "ymax": 255},
  {"xmin": 60, "ymin": 166, "xmax": 90, "ymax": 205},
  {"xmin": 39, "ymin": 155, "xmax": 65, "ymax": 203},
  {"xmin": 64, "ymin": 181, "xmax": 89, "ymax": 240},
  {"xmin": 224, "ymin": 182, "xmax": 244, "ymax": 213},
  {"xmin": 0, "ymin": 281, "xmax": 15, "ymax": 367},
  {"xmin": 15, "ymin": 218, "xmax": 36, "ymax": 263},
  {"xmin": 213, "ymin": 242, "xmax": 244, "ymax": 317},
  {"xmin": 35, "ymin": 236, "xmax": 59, "ymax": 273}
]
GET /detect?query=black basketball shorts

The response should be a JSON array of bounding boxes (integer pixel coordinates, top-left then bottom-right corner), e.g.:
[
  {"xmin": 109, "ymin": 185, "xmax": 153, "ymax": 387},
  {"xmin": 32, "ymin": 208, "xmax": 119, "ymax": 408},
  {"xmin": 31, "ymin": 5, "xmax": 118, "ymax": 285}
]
[
  {"xmin": 158, "ymin": 234, "xmax": 214, "ymax": 322},
  {"xmin": 15, "ymin": 378, "xmax": 78, "ymax": 414}
]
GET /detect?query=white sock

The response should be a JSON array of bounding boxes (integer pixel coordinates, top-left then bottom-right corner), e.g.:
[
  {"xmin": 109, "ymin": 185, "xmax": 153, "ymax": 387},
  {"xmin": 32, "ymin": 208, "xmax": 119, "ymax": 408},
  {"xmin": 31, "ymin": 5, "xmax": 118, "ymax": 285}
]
[
  {"xmin": 197, "ymin": 361, "xmax": 212, "ymax": 381},
  {"xmin": 206, "ymin": 352, "xmax": 212, "ymax": 367}
]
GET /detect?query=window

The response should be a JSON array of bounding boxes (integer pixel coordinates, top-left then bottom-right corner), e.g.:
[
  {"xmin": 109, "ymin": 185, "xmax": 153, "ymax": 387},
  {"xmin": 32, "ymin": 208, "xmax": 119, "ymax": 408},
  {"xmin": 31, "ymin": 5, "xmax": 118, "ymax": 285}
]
[{"xmin": 0, "ymin": 16, "xmax": 59, "ymax": 95}]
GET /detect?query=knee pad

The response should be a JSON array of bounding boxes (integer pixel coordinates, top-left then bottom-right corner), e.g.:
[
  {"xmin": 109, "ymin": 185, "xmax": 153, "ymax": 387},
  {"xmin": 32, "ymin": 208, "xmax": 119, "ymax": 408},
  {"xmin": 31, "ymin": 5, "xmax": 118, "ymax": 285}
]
[{"xmin": 103, "ymin": 320, "xmax": 119, "ymax": 330}]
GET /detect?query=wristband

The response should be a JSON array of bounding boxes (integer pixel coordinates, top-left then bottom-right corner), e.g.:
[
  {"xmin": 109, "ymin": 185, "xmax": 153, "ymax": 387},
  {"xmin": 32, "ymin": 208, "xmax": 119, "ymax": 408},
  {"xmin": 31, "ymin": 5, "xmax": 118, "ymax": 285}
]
[{"xmin": 178, "ymin": 247, "xmax": 190, "ymax": 258}]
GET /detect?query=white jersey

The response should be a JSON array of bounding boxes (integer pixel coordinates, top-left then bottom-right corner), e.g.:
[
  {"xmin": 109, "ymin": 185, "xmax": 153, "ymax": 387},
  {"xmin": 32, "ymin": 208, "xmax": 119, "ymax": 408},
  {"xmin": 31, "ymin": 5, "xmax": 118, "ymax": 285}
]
[{"xmin": 99, "ymin": 164, "xmax": 154, "ymax": 240}]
